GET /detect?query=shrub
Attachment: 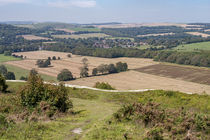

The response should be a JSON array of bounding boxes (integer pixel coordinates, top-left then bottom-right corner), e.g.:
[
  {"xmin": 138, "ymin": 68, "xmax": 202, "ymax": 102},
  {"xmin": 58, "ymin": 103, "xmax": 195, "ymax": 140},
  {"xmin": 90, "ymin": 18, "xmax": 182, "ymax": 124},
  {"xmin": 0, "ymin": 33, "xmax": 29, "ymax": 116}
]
[
  {"xmin": 20, "ymin": 76, "xmax": 27, "ymax": 81},
  {"xmin": 0, "ymin": 74, "xmax": 8, "ymax": 93},
  {"xmin": 94, "ymin": 82, "xmax": 115, "ymax": 90},
  {"xmin": 57, "ymin": 69, "xmax": 74, "ymax": 81},
  {"xmin": 19, "ymin": 71, "xmax": 72, "ymax": 112}
]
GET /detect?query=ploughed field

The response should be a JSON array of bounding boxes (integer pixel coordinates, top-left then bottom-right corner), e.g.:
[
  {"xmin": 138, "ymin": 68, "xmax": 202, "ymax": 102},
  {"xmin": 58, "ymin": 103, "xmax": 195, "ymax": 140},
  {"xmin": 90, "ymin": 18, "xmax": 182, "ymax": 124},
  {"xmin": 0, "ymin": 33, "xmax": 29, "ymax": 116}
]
[
  {"xmin": 5, "ymin": 51, "xmax": 210, "ymax": 94},
  {"xmin": 135, "ymin": 64, "xmax": 210, "ymax": 85}
]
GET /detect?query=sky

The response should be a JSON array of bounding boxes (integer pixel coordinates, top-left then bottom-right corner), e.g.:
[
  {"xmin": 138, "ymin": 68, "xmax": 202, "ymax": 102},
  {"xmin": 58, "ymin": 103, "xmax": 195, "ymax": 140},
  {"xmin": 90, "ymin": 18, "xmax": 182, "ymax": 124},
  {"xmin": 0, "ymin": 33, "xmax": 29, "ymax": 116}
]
[{"xmin": 0, "ymin": 0, "xmax": 210, "ymax": 23}]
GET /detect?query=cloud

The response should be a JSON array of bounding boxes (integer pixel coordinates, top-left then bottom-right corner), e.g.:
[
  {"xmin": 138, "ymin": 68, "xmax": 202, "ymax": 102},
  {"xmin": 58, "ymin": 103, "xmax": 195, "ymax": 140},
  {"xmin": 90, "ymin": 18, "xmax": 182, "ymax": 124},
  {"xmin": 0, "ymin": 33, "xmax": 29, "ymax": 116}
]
[
  {"xmin": 48, "ymin": 0, "xmax": 96, "ymax": 8},
  {"xmin": 0, "ymin": 0, "xmax": 29, "ymax": 4}
]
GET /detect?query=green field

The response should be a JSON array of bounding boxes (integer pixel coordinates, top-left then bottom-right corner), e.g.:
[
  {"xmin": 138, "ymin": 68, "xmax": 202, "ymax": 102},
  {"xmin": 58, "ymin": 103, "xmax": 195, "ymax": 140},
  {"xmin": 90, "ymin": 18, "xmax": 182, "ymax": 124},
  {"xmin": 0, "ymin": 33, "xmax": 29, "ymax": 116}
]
[
  {"xmin": 173, "ymin": 41, "xmax": 210, "ymax": 51},
  {"xmin": 1, "ymin": 82, "xmax": 209, "ymax": 139},
  {"xmin": 4, "ymin": 64, "xmax": 57, "ymax": 81},
  {"xmin": 53, "ymin": 33, "xmax": 109, "ymax": 39},
  {"xmin": 0, "ymin": 54, "xmax": 21, "ymax": 63}
]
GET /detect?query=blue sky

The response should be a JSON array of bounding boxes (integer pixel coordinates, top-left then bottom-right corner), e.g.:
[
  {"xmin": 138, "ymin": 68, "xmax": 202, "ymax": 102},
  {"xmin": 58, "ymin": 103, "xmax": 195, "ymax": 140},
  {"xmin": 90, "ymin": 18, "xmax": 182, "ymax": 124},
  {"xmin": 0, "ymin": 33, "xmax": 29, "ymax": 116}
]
[{"xmin": 0, "ymin": 0, "xmax": 210, "ymax": 23}]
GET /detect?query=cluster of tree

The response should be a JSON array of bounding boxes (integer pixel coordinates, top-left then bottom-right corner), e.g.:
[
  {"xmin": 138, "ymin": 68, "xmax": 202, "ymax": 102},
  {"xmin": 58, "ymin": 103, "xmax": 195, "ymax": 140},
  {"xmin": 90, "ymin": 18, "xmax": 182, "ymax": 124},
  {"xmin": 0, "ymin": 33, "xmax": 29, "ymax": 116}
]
[
  {"xmin": 36, "ymin": 59, "xmax": 51, "ymax": 68},
  {"xmin": 101, "ymin": 26, "xmax": 198, "ymax": 38},
  {"xmin": 92, "ymin": 62, "xmax": 128, "ymax": 76},
  {"xmin": 57, "ymin": 69, "xmax": 74, "ymax": 81},
  {"xmin": 154, "ymin": 51, "xmax": 210, "ymax": 67},
  {"xmin": 0, "ymin": 65, "xmax": 16, "ymax": 80}
]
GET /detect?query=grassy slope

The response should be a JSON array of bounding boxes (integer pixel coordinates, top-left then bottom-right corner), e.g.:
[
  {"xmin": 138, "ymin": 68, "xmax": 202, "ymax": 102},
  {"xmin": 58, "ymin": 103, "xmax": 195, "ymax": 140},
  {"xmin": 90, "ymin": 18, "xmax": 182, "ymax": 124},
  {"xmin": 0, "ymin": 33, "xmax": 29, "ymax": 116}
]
[
  {"xmin": 173, "ymin": 41, "xmax": 210, "ymax": 52},
  {"xmin": 1, "ymin": 82, "xmax": 209, "ymax": 139},
  {"xmin": 0, "ymin": 54, "xmax": 21, "ymax": 63}
]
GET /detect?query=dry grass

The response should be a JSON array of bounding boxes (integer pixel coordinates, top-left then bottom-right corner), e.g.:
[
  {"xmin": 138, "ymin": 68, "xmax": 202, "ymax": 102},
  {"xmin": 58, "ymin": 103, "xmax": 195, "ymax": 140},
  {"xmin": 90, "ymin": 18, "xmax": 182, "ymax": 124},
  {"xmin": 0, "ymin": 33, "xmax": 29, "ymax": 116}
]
[
  {"xmin": 186, "ymin": 32, "xmax": 210, "ymax": 38},
  {"xmin": 6, "ymin": 51, "xmax": 157, "ymax": 78},
  {"xmin": 20, "ymin": 35, "xmax": 50, "ymax": 40},
  {"xmin": 66, "ymin": 70, "xmax": 210, "ymax": 94}
]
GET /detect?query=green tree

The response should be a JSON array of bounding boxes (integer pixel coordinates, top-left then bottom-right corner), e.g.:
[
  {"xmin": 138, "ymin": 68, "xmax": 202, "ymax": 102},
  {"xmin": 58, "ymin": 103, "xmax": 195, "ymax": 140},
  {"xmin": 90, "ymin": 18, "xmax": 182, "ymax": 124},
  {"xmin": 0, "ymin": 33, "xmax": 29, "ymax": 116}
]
[
  {"xmin": 5, "ymin": 72, "xmax": 15, "ymax": 80},
  {"xmin": 92, "ymin": 68, "xmax": 98, "ymax": 76},
  {"xmin": 52, "ymin": 56, "xmax": 56, "ymax": 60},
  {"xmin": 57, "ymin": 69, "xmax": 74, "ymax": 81},
  {"xmin": 0, "ymin": 65, "xmax": 7, "ymax": 76}
]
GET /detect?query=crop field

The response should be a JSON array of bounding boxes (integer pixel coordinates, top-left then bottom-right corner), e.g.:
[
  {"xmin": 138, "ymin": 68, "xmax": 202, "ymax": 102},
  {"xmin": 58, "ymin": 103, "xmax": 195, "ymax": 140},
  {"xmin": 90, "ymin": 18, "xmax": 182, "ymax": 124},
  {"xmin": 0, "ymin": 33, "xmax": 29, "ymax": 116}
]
[
  {"xmin": 135, "ymin": 64, "xmax": 210, "ymax": 85},
  {"xmin": 21, "ymin": 35, "xmax": 50, "ymax": 40},
  {"xmin": 52, "ymin": 33, "xmax": 109, "ymax": 39},
  {"xmin": 6, "ymin": 51, "xmax": 157, "ymax": 78},
  {"xmin": 186, "ymin": 32, "xmax": 210, "ymax": 38},
  {"xmin": 5, "ymin": 51, "xmax": 210, "ymax": 94},
  {"xmin": 173, "ymin": 41, "xmax": 210, "ymax": 51}
]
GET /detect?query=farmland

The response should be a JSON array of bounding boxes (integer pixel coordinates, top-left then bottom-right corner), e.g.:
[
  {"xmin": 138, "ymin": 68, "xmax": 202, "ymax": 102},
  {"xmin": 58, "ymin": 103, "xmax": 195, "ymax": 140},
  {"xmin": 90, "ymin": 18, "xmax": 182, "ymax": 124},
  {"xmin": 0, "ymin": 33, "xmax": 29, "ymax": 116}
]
[
  {"xmin": 6, "ymin": 51, "xmax": 157, "ymax": 78},
  {"xmin": 52, "ymin": 33, "xmax": 109, "ymax": 39},
  {"xmin": 20, "ymin": 35, "xmax": 50, "ymax": 40},
  {"xmin": 5, "ymin": 51, "xmax": 210, "ymax": 94},
  {"xmin": 173, "ymin": 41, "xmax": 210, "ymax": 51},
  {"xmin": 186, "ymin": 32, "xmax": 210, "ymax": 38}
]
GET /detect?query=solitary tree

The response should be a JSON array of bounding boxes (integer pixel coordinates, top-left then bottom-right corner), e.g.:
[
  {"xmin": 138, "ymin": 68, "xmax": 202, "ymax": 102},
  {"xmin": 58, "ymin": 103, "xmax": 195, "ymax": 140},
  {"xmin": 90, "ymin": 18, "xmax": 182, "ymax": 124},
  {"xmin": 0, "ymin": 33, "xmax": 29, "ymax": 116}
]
[
  {"xmin": 80, "ymin": 58, "xmax": 89, "ymax": 78},
  {"xmin": 57, "ymin": 69, "xmax": 74, "ymax": 81}
]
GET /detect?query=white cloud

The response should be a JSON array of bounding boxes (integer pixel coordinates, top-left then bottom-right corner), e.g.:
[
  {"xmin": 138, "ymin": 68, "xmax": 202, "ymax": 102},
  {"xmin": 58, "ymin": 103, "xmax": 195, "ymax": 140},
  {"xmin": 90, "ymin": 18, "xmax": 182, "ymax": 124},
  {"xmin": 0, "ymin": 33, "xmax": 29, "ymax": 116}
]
[{"xmin": 48, "ymin": 0, "xmax": 96, "ymax": 8}]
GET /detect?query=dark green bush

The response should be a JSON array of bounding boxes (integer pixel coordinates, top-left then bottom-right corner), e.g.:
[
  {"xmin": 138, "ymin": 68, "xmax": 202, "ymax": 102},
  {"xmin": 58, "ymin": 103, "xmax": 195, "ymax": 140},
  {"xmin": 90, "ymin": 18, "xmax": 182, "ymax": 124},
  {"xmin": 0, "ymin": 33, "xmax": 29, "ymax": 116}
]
[{"xmin": 94, "ymin": 82, "xmax": 115, "ymax": 90}]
